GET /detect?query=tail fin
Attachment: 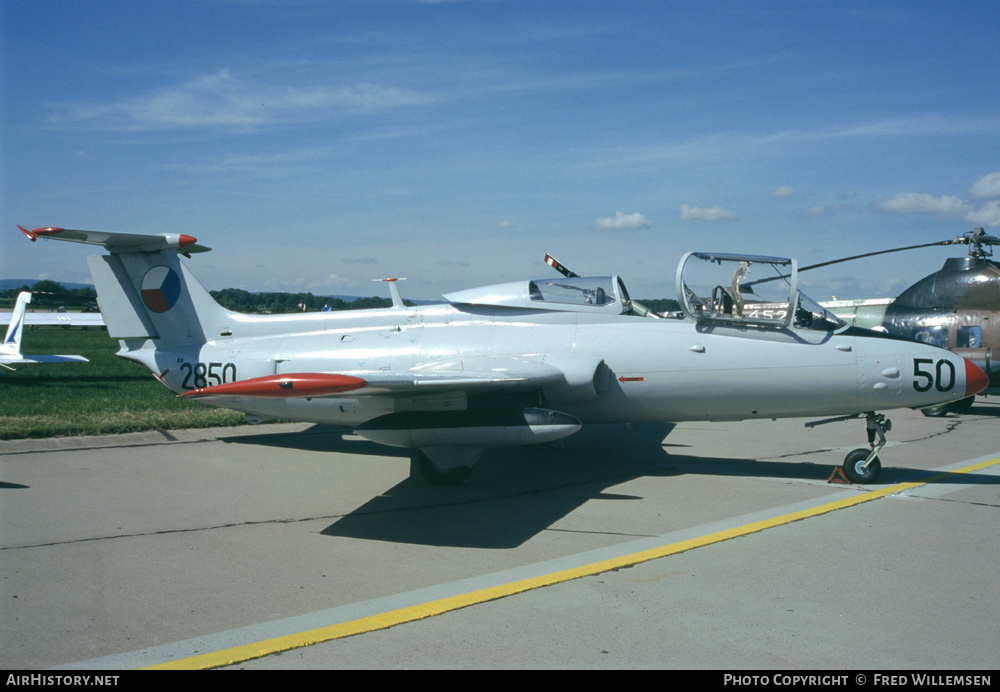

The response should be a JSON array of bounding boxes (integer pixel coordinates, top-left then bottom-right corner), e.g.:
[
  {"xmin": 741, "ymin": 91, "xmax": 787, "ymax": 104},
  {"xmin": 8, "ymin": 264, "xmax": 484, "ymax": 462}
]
[
  {"xmin": 2, "ymin": 292, "xmax": 31, "ymax": 357},
  {"xmin": 87, "ymin": 250, "xmax": 234, "ymax": 344},
  {"xmin": 19, "ymin": 227, "xmax": 233, "ymax": 346}
]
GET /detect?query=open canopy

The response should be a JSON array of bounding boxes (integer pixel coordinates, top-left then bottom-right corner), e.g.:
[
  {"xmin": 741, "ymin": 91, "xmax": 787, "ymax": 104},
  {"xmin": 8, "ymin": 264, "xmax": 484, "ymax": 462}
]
[{"xmin": 676, "ymin": 252, "xmax": 844, "ymax": 331}]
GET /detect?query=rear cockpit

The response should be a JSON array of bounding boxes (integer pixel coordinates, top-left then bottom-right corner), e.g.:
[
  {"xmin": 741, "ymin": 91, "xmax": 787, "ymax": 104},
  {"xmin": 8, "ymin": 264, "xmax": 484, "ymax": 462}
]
[
  {"xmin": 444, "ymin": 276, "xmax": 633, "ymax": 315},
  {"xmin": 676, "ymin": 252, "xmax": 845, "ymax": 332}
]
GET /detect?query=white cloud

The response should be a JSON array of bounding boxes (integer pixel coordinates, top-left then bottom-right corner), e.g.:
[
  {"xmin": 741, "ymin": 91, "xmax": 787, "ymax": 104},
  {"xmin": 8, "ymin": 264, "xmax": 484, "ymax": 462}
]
[
  {"xmin": 876, "ymin": 191, "xmax": 1000, "ymax": 228},
  {"xmin": 969, "ymin": 172, "xmax": 1000, "ymax": 200},
  {"xmin": 48, "ymin": 69, "xmax": 435, "ymax": 132},
  {"xmin": 320, "ymin": 274, "xmax": 359, "ymax": 290},
  {"xmin": 876, "ymin": 192, "xmax": 971, "ymax": 217},
  {"xmin": 802, "ymin": 206, "xmax": 827, "ymax": 216},
  {"xmin": 966, "ymin": 200, "xmax": 1000, "ymax": 228},
  {"xmin": 595, "ymin": 211, "xmax": 653, "ymax": 230},
  {"xmin": 678, "ymin": 204, "xmax": 738, "ymax": 223},
  {"xmin": 771, "ymin": 185, "xmax": 795, "ymax": 198},
  {"xmin": 499, "ymin": 220, "xmax": 515, "ymax": 228}
]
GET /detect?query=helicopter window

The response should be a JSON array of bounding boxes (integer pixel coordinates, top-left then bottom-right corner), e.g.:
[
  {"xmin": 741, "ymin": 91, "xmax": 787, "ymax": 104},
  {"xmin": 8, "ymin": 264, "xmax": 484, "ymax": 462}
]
[
  {"xmin": 915, "ymin": 326, "xmax": 948, "ymax": 348},
  {"xmin": 957, "ymin": 326, "xmax": 981, "ymax": 348},
  {"xmin": 528, "ymin": 277, "xmax": 618, "ymax": 306}
]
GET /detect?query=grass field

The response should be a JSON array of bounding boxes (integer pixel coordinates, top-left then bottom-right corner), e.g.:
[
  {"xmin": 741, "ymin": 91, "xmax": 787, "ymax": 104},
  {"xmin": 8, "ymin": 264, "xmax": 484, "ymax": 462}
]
[{"xmin": 1, "ymin": 327, "xmax": 247, "ymax": 439}]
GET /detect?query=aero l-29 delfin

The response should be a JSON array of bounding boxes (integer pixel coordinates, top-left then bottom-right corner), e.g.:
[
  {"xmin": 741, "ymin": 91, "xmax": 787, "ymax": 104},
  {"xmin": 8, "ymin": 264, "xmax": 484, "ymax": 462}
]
[{"xmin": 19, "ymin": 226, "xmax": 989, "ymax": 484}]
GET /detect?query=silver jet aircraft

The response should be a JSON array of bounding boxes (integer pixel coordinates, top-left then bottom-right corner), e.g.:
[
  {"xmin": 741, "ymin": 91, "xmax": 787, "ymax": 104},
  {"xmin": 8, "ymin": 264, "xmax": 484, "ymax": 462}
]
[{"xmin": 19, "ymin": 226, "xmax": 989, "ymax": 484}]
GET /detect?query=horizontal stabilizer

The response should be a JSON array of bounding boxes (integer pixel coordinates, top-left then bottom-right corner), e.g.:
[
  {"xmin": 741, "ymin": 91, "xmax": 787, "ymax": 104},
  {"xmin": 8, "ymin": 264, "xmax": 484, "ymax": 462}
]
[
  {"xmin": 18, "ymin": 226, "xmax": 211, "ymax": 254},
  {"xmin": 179, "ymin": 373, "xmax": 368, "ymax": 399}
]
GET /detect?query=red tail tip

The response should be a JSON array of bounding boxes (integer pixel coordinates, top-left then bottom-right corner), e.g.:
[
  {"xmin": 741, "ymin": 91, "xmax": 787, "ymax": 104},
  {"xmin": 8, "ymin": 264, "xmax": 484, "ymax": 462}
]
[
  {"xmin": 19, "ymin": 226, "xmax": 65, "ymax": 241},
  {"xmin": 179, "ymin": 234, "xmax": 197, "ymax": 247}
]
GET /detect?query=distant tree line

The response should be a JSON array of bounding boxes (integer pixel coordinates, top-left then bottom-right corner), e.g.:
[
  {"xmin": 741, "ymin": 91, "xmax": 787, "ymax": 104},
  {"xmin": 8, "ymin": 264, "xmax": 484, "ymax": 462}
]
[
  {"xmin": 3, "ymin": 280, "xmax": 679, "ymax": 315},
  {"xmin": 0, "ymin": 280, "xmax": 394, "ymax": 313},
  {"xmin": 209, "ymin": 288, "xmax": 394, "ymax": 314},
  {"xmin": 0, "ymin": 280, "xmax": 98, "ymax": 309}
]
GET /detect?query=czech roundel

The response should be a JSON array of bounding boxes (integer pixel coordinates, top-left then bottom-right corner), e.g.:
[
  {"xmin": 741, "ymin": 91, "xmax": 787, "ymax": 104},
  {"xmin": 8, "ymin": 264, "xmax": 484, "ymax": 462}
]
[{"xmin": 141, "ymin": 266, "xmax": 182, "ymax": 313}]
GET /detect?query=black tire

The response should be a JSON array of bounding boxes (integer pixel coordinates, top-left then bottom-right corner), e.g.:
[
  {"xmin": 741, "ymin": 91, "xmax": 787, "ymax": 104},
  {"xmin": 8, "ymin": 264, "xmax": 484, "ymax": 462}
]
[
  {"xmin": 843, "ymin": 448, "xmax": 881, "ymax": 484},
  {"xmin": 411, "ymin": 450, "xmax": 473, "ymax": 486},
  {"xmin": 921, "ymin": 404, "xmax": 949, "ymax": 418}
]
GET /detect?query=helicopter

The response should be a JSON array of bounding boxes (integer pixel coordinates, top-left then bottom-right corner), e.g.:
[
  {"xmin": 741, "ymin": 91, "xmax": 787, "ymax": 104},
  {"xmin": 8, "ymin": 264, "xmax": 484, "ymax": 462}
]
[{"xmin": 814, "ymin": 228, "xmax": 998, "ymax": 415}]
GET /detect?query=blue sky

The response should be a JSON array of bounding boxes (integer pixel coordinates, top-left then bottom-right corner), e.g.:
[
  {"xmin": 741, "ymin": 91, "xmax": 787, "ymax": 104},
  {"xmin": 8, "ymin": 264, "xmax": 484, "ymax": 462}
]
[{"xmin": 2, "ymin": 0, "xmax": 999, "ymax": 301}]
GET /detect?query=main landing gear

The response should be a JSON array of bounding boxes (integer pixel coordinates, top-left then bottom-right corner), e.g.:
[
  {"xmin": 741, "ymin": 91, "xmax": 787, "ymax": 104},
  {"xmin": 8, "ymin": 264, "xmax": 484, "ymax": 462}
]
[{"xmin": 807, "ymin": 412, "xmax": 890, "ymax": 484}]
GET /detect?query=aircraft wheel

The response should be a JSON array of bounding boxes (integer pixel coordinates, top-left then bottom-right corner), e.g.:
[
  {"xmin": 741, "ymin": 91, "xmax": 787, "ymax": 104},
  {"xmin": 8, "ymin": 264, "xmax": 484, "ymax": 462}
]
[
  {"xmin": 920, "ymin": 404, "xmax": 949, "ymax": 418},
  {"xmin": 411, "ymin": 450, "xmax": 473, "ymax": 486},
  {"xmin": 843, "ymin": 448, "xmax": 881, "ymax": 484}
]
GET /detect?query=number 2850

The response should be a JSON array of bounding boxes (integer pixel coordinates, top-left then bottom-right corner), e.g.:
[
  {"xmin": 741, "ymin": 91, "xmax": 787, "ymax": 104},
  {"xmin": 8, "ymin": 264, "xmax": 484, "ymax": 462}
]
[{"xmin": 180, "ymin": 361, "xmax": 237, "ymax": 390}]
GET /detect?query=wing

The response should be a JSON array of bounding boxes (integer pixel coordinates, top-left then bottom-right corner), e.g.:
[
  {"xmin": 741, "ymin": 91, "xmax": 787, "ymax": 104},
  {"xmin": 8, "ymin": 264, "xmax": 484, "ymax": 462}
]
[
  {"xmin": 7, "ymin": 354, "xmax": 89, "ymax": 364},
  {"xmin": 0, "ymin": 312, "xmax": 106, "ymax": 327}
]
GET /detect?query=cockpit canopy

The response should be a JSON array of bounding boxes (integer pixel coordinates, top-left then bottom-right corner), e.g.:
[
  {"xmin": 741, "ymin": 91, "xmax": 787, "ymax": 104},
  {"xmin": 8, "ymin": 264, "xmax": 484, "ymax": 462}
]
[
  {"xmin": 444, "ymin": 276, "xmax": 632, "ymax": 315},
  {"xmin": 443, "ymin": 253, "xmax": 844, "ymax": 330},
  {"xmin": 676, "ymin": 252, "xmax": 845, "ymax": 331}
]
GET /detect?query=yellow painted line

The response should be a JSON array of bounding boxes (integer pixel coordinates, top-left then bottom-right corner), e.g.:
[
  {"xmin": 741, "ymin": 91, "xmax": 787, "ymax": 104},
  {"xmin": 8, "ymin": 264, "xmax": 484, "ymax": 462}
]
[{"xmin": 144, "ymin": 455, "xmax": 1000, "ymax": 670}]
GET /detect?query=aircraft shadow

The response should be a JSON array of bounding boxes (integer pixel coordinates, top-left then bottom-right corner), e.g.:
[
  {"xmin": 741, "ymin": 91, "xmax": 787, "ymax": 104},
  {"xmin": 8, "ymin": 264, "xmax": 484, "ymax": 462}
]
[
  {"xmin": 221, "ymin": 424, "xmax": 408, "ymax": 458},
  {"xmin": 966, "ymin": 402, "xmax": 1000, "ymax": 418},
  {"xmin": 220, "ymin": 422, "xmax": 999, "ymax": 549},
  {"xmin": 321, "ymin": 423, "xmax": 681, "ymax": 549}
]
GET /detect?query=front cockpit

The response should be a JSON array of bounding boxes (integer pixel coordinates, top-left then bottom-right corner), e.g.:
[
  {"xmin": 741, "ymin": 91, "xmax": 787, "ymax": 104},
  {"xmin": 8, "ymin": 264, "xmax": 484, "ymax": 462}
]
[{"xmin": 676, "ymin": 252, "xmax": 845, "ymax": 332}]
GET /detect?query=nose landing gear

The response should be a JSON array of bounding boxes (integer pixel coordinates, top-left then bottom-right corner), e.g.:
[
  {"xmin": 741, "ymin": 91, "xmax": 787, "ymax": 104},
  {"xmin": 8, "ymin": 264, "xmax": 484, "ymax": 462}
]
[
  {"xmin": 807, "ymin": 412, "xmax": 890, "ymax": 484},
  {"xmin": 842, "ymin": 413, "xmax": 890, "ymax": 484}
]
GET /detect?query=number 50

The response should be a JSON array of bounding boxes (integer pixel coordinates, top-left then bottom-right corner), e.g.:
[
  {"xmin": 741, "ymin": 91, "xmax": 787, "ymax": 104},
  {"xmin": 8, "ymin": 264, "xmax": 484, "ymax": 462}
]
[{"xmin": 913, "ymin": 358, "xmax": 956, "ymax": 393}]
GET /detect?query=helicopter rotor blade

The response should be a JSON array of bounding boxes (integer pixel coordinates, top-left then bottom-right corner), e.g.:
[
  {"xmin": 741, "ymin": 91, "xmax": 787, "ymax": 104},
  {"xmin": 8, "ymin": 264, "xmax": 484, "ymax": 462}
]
[
  {"xmin": 797, "ymin": 227, "xmax": 999, "ymax": 274},
  {"xmin": 796, "ymin": 240, "xmax": 954, "ymax": 273},
  {"xmin": 739, "ymin": 239, "xmax": 955, "ymax": 291}
]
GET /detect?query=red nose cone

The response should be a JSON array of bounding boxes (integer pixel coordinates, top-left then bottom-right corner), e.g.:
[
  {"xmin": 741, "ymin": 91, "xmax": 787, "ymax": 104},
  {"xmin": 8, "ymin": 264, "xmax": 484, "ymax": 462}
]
[
  {"xmin": 178, "ymin": 234, "xmax": 197, "ymax": 247},
  {"xmin": 964, "ymin": 358, "xmax": 989, "ymax": 397}
]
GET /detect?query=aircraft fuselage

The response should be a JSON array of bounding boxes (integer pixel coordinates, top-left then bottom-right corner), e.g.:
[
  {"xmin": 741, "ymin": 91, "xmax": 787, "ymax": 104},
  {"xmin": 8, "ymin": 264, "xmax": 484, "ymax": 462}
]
[{"xmin": 126, "ymin": 301, "xmax": 978, "ymax": 427}]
